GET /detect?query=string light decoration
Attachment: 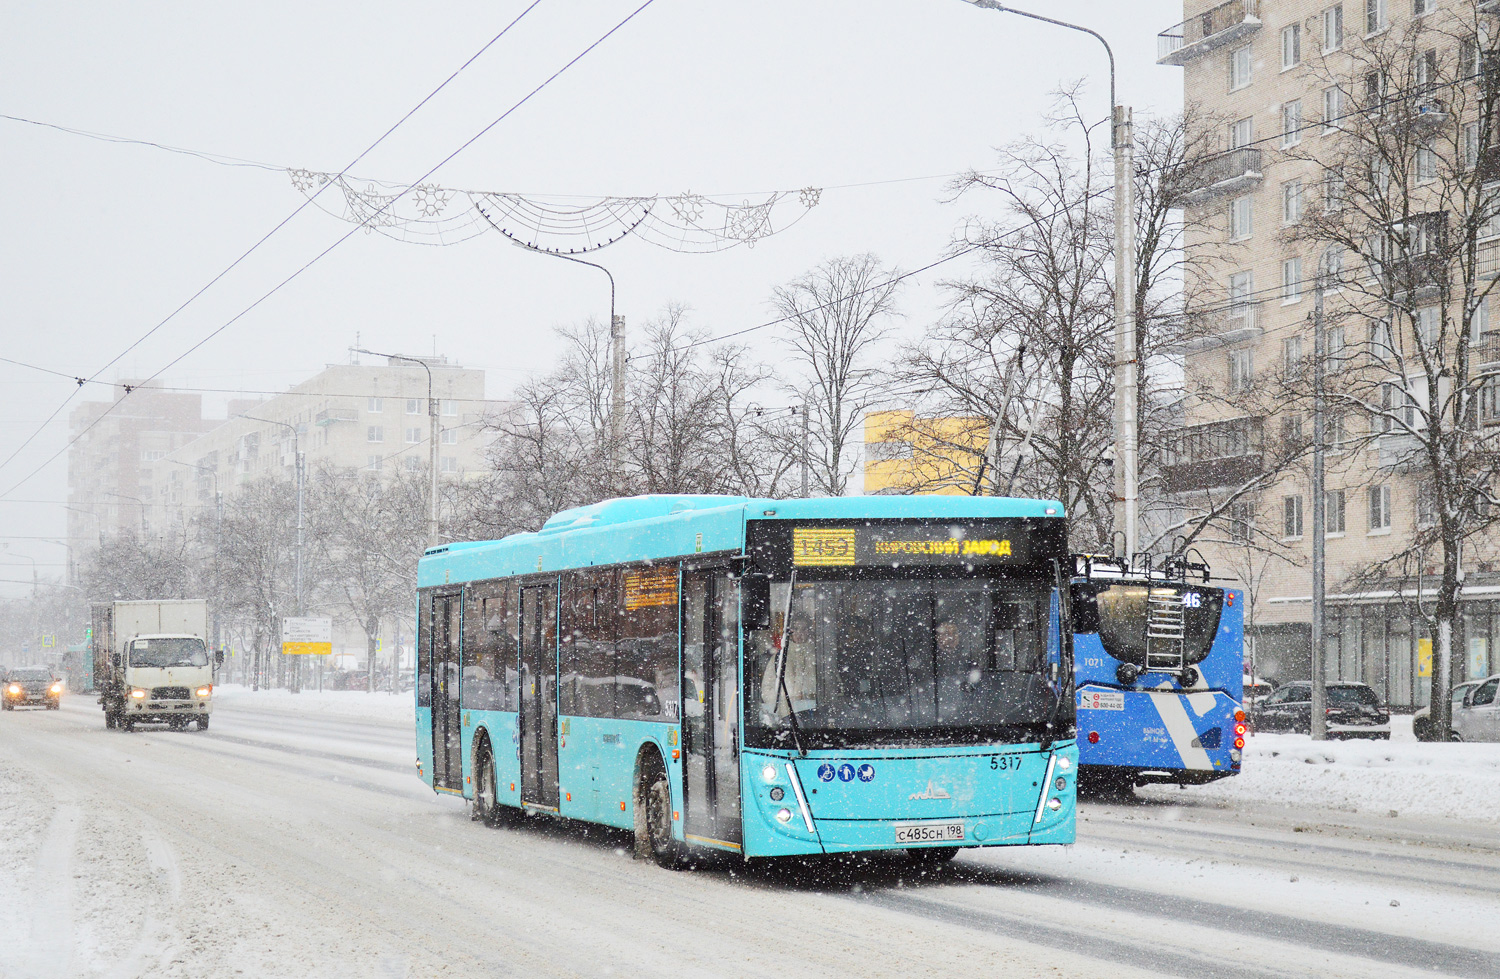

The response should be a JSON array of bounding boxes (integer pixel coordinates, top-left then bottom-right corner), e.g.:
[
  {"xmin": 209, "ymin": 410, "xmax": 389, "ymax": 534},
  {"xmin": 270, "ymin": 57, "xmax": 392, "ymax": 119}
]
[{"xmin": 287, "ymin": 169, "xmax": 822, "ymax": 253}]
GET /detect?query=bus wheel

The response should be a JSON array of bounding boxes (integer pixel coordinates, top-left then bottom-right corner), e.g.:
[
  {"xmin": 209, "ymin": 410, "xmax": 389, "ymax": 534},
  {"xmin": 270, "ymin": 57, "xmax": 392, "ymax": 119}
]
[
  {"xmin": 472, "ymin": 744, "xmax": 497, "ymax": 825},
  {"xmin": 638, "ymin": 756, "xmax": 685, "ymax": 870}
]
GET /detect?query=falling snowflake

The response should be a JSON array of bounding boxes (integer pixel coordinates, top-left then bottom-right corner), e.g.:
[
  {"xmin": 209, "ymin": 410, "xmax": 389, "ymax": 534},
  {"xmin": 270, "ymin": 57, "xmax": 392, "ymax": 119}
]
[
  {"xmin": 669, "ymin": 192, "xmax": 707, "ymax": 225},
  {"xmin": 411, "ymin": 183, "xmax": 453, "ymax": 218},
  {"xmin": 799, "ymin": 186, "xmax": 822, "ymax": 208}
]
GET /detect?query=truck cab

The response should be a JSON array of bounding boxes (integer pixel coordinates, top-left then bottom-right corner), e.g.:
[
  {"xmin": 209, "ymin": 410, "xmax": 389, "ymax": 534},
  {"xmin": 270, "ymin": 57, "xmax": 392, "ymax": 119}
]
[{"xmin": 108, "ymin": 634, "xmax": 216, "ymax": 731}]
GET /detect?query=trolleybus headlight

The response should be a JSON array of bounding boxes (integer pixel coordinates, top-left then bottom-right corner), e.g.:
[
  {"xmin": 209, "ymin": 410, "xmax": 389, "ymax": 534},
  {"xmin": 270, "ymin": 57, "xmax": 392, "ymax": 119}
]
[
  {"xmin": 761, "ymin": 764, "xmax": 778, "ymax": 783},
  {"xmin": 1054, "ymin": 776, "xmax": 1067, "ymax": 792},
  {"xmin": 1046, "ymin": 798, "xmax": 1062, "ymax": 811},
  {"xmin": 775, "ymin": 808, "xmax": 793, "ymax": 824},
  {"xmin": 129, "ymin": 688, "xmax": 147, "ymax": 700},
  {"xmin": 769, "ymin": 787, "xmax": 785, "ymax": 802},
  {"xmin": 1056, "ymin": 756, "xmax": 1071, "ymax": 771}
]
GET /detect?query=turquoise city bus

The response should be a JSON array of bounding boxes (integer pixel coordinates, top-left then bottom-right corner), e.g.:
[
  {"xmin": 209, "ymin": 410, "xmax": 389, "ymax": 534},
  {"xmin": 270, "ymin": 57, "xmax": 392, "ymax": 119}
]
[{"xmin": 414, "ymin": 494, "xmax": 1078, "ymax": 867}]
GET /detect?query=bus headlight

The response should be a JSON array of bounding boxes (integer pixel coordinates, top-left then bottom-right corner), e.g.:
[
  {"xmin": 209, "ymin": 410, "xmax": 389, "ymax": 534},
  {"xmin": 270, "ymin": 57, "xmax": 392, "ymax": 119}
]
[
  {"xmin": 775, "ymin": 808, "xmax": 793, "ymax": 824},
  {"xmin": 129, "ymin": 688, "xmax": 147, "ymax": 700},
  {"xmin": 1056, "ymin": 756, "xmax": 1071, "ymax": 771},
  {"xmin": 1046, "ymin": 798, "xmax": 1062, "ymax": 811},
  {"xmin": 762, "ymin": 764, "xmax": 778, "ymax": 783}
]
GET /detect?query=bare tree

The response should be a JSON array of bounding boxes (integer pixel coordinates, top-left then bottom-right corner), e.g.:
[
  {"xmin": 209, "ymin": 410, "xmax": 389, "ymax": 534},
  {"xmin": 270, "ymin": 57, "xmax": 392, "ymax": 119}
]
[{"xmin": 772, "ymin": 254, "xmax": 900, "ymax": 496}]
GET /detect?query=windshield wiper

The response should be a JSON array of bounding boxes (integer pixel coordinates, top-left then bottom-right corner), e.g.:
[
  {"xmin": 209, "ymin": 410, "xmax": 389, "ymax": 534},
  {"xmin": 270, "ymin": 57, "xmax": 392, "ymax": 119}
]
[{"xmin": 770, "ymin": 570, "xmax": 807, "ymax": 757}]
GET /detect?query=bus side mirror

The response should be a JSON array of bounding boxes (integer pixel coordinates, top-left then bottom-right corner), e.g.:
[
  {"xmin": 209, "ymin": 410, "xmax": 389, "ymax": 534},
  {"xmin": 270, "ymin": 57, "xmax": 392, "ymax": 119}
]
[
  {"xmin": 742, "ymin": 574, "xmax": 771, "ymax": 630},
  {"xmin": 1069, "ymin": 584, "xmax": 1100, "ymax": 634},
  {"xmin": 110, "ymin": 654, "xmax": 121, "ymax": 669},
  {"xmin": 215, "ymin": 650, "xmax": 225, "ymax": 668}
]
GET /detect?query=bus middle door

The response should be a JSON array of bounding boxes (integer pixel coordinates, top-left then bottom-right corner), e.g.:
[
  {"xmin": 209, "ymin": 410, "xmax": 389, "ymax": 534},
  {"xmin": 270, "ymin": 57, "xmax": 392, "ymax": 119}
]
[
  {"xmin": 430, "ymin": 592, "xmax": 464, "ymax": 792},
  {"xmin": 519, "ymin": 583, "xmax": 561, "ymax": 810},
  {"xmin": 682, "ymin": 569, "xmax": 743, "ymax": 848}
]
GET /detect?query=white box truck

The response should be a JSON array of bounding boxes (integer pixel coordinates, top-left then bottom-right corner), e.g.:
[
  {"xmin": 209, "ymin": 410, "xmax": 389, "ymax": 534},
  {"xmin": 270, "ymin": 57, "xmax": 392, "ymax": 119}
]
[{"xmin": 92, "ymin": 600, "xmax": 221, "ymax": 732}]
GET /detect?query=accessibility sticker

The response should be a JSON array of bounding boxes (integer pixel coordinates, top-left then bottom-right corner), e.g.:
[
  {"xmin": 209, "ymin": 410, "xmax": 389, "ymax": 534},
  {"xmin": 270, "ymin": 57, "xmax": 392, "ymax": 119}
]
[
  {"xmin": 837, "ymin": 763, "xmax": 856, "ymax": 782},
  {"xmin": 856, "ymin": 764, "xmax": 876, "ymax": 782},
  {"xmin": 817, "ymin": 763, "xmax": 836, "ymax": 782}
]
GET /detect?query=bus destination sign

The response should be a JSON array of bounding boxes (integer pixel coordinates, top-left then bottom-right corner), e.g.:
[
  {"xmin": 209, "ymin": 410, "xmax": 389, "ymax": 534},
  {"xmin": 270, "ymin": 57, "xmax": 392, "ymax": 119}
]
[{"xmin": 790, "ymin": 523, "xmax": 1033, "ymax": 568}]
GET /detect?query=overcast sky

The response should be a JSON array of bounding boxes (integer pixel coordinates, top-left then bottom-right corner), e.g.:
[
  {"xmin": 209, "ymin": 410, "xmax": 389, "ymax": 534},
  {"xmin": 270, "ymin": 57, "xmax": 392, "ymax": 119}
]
[{"xmin": 0, "ymin": 0, "xmax": 1185, "ymax": 595}]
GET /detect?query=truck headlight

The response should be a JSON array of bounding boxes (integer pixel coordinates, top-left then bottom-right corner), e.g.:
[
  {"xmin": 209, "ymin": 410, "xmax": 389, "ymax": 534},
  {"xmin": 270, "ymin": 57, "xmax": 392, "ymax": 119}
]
[
  {"xmin": 50, "ymin": 683, "xmax": 63, "ymax": 694},
  {"xmin": 129, "ymin": 688, "xmax": 147, "ymax": 699},
  {"xmin": 195, "ymin": 686, "xmax": 212, "ymax": 698}
]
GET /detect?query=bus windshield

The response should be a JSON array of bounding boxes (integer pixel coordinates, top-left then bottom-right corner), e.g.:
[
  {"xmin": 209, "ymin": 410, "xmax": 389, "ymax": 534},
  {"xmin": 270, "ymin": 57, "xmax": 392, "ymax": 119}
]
[
  {"xmin": 129, "ymin": 638, "xmax": 208, "ymax": 669},
  {"xmin": 745, "ymin": 576, "xmax": 1063, "ymax": 749}
]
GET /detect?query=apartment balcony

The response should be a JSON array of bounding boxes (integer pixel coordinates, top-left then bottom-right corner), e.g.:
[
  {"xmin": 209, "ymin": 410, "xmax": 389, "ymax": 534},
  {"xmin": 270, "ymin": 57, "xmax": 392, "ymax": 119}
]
[
  {"xmin": 316, "ymin": 407, "xmax": 359, "ymax": 427},
  {"xmin": 1158, "ymin": 0, "xmax": 1261, "ymax": 66},
  {"xmin": 1163, "ymin": 417, "xmax": 1263, "ymax": 494},
  {"xmin": 1380, "ymin": 253, "xmax": 1447, "ymax": 301},
  {"xmin": 1165, "ymin": 147, "xmax": 1263, "ymax": 207}
]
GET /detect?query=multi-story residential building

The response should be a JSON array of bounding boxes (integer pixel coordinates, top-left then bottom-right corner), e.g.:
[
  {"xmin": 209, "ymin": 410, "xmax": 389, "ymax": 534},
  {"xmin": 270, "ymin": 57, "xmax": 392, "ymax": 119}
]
[
  {"xmin": 863, "ymin": 410, "xmax": 987, "ymax": 495},
  {"xmin": 66, "ymin": 381, "xmax": 218, "ymax": 556},
  {"xmin": 1159, "ymin": 0, "xmax": 1500, "ymax": 707},
  {"xmin": 146, "ymin": 354, "xmax": 489, "ymax": 531}
]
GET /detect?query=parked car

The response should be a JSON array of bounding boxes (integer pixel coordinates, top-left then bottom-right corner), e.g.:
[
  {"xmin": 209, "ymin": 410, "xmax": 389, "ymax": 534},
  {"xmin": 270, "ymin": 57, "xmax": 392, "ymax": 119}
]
[
  {"xmin": 1243, "ymin": 675, "xmax": 1276, "ymax": 711},
  {"xmin": 1251, "ymin": 680, "xmax": 1391, "ymax": 739},
  {"xmin": 3, "ymin": 667, "xmax": 63, "ymax": 710},
  {"xmin": 1413, "ymin": 681, "xmax": 1479, "ymax": 741},
  {"xmin": 1453, "ymin": 674, "xmax": 1500, "ymax": 742}
]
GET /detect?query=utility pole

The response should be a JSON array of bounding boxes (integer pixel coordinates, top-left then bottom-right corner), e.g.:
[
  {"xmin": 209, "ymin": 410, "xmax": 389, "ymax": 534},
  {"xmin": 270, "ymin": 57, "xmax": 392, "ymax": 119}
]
[
  {"xmin": 612, "ymin": 313, "xmax": 627, "ymax": 481},
  {"xmin": 1310, "ymin": 284, "xmax": 1328, "ymax": 740},
  {"xmin": 240, "ymin": 413, "xmax": 304, "ymax": 692},
  {"xmin": 798, "ymin": 406, "xmax": 811, "ymax": 497}
]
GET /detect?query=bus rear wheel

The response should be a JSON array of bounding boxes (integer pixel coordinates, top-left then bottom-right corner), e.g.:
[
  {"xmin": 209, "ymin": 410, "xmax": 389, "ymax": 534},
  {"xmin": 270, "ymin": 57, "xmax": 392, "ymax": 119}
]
[{"xmin": 638, "ymin": 756, "xmax": 685, "ymax": 870}]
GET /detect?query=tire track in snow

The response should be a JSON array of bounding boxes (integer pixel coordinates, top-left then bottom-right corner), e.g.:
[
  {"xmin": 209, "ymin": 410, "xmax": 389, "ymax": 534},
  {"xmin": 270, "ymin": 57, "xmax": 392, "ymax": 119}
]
[
  {"xmin": 100, "ymin": 826, "xmax": 184, "ymax": 979},
  {"xmin": 15, "ymin": 805, "xmax": 81, "ymax": 979}
]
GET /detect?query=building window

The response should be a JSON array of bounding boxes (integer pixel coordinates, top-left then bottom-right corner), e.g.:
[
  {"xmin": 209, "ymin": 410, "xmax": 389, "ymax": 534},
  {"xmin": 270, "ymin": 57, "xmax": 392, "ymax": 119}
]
[
  {"xmin": 1412, "ymin": 0, "xmax": 1432, "ymax": 18},
  {"xmin": 1329, "ymin": 412, "xmax": 1349, "ymax": 452},
  {"xmin": 1282, "ymin": 413, "xmax": 1305, "ymax": 448},
  {"xmin": 1324, "ymin": 489, "xmax": 1347, "ymax": 534},
  {"xmin": 441, "ymin": 427, "xmax": 458, "ymax": 445},
  {"xmin": 1283, "ymin": 495, "xmax": 1305, "ymax": 539},
  {"xmin": 1369, "ymin": 320, "xmax": 1394, "ymax": 362},
  {"xmin": 1323, "ymin": 86, "xmax": 1345, "ymax": 134},
  {"xmin": 405, "ymin": 427, "xmax": 422, "ymax": 444},
  {"xmin": 1230, "ymin": 117, "xmax": 1254, "ymax": 149},
  {"xmin": 1282, "ymin": 180, "xmax": 1304, "ymax": 223},
  {"xmin": 1282, "ymin": 24, "xmax": 1301, "ymax": 69},
  {"xmin": 1369, "ymin": 485, "xmax": 1392, "ymax": 531},
  {"xmin": 1416, "ymin": 306, "xmax": 1439, "ymax": 347},
  {"xmin": 1281, "ymin": 101, "xmax": 1303, "ymax": 147},
  {"xmin": 1324, "ymin": 169, "xmax": 1346, "ymax": 212},
  {"xmin": 440, "ymin": 456, "xmax": 458, "ymax": 474},
  {"xmin": 1230, "ymin": 45, "xmax": 1253, "ymax": 91},
  {"xmin": 1365, "ymin": 0, "xmax": 1387, "ymax": 35},
  {"xmin": 1284, "ymin": 336, "xmax": 1304, "ymax": 375},
  {"xmin": 1229, "ymin": 348, "xmax": 1254, "ymax": 393},
  {"xmin": 367, "ymin": 426, "xmax": 384, "ymax": 443},
  {"xmin": 1417, "ymin": 482, "xmax": 1437, "ymax": 528},
  {"xmin": 1229, "ymin": 500, "xmax": 1255, "ymax": 541},
  {"xmin": 141, "ymin": 449, "xmax": 166, "ymax": 462},
  {"xmin": 1230, "ymin": 196, "xmax": 1254, "ymax": 240},
  {"xmin": 406, "ymin": 398, "xmax": 422, "ymax": 415},
  {"xmin": 1470, "ymin": 296, "xmax": 1490, "ymax": 344},
  {"xmin": 1327, "ymin": 325, "xmax": 1346, "ymax": 363},
  {"xmin": 1282, "ymin": 256, "xmax": 1303, "ymax": 303},
  {"xmin": 1461, "ymin": 37, "xmax": 1483, "ymax": 80},
  {"xmin": 1417, "ymin": 143, "xmax": 1437, "ymax": 184},
  {"xmin": 1464, "ymin": 122, "xmax": 1483, "ymax": 170},
  {"xmin": 367, "ymin": 455, "xmax": 383, "ymax": 472},
  {"xmin": 441, "ymin": 399, "xmax": 458, "ymax": 416},
  {"xmin": 1229, "ymin": 271, "xmax": 1254, "ymax": 329},
  {"xmin": 1320, "ymin": 246, "xmax": 1345, "ymax": 288},
  {"xmin": 368, "ymin": 397, "xmax": 383, "ymax": 413},
  {"xmin": 1322, "ymin": 5, "xmax": 1344, "ymax": 52}
]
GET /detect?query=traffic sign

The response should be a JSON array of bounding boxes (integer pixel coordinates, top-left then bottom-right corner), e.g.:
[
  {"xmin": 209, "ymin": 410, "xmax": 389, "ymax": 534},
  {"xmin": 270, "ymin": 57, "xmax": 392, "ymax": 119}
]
[
  {"xmin": 281, "ymin": 616, "xmax": 333, "ymax": 656},
  {"xmin": 41, "ymin": 635, "xmax": 54, "ymax": 648}
]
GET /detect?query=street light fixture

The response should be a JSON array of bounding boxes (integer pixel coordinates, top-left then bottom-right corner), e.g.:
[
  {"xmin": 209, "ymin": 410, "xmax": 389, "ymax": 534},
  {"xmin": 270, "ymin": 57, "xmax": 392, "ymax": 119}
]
[
  {"xmin": 963, "ymin": 1, "xmax": 1140, "ymax": 562},
  {"xmin": 352, "ymin": 349, "xmax": 442, "ymax": 549}
]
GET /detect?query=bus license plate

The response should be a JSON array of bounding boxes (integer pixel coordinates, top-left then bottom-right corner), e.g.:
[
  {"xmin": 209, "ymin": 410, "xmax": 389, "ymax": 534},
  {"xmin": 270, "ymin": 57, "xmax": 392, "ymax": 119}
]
[{"xmin": 894, "ymin": 821, "xmax": 965, "ymax": 844}]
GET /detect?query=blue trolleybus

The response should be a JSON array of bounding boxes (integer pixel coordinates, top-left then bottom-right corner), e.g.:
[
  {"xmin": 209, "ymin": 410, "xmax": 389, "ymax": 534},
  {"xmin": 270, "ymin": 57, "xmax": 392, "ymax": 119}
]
[
  {"xmin": 415, "ymin": 494, "xmax": 1077, "ymax": 866},
  {"xmin": 1070, "ymin": 555, "xmax": 1246, "ymax": 791}
]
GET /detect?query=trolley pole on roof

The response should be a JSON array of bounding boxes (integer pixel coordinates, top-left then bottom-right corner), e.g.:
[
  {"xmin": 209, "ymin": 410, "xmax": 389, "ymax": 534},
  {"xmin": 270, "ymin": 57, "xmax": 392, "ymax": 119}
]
[{"xmin": 963, "ymin": 1, "xmax": 1135, "ymax": 556}]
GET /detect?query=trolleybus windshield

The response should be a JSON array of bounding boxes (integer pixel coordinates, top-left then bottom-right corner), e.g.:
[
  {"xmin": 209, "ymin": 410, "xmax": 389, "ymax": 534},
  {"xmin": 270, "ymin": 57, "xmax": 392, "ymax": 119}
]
[{"xmin": 746, "ymin": 576, "xmax": 1062, "ymax": 749}]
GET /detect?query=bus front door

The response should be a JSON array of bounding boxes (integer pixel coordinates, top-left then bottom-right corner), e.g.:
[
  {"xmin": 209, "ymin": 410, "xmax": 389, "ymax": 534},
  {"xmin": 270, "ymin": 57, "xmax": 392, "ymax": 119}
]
[
  {"xmin": 520, "ymin": 584, "xmax": 560, "ymax": 809},
  {"xmin": 430, "ymin": 593, "xmax": 464, "ymax": 792},
  {"xmin": 682, "ymin": 569, "xmax": 743, "ymax": 848}
]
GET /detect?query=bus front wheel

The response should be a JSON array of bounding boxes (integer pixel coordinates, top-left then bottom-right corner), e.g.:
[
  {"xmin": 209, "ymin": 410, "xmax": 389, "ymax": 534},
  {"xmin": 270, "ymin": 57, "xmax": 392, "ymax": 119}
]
[
  {"xmin": 472, "ymin": 744, "xmax": 499, "ymax": 825},
  {"xmin": 637, "ymin": 756, "xmax": 685, "ymax": 870}
]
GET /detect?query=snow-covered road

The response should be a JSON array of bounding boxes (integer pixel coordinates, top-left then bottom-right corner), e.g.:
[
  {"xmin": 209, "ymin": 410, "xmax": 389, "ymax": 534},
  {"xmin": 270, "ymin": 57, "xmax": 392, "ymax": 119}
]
[{"xmin": 2, "ymin": 693, "xmax": 1496, "ymax": 979}]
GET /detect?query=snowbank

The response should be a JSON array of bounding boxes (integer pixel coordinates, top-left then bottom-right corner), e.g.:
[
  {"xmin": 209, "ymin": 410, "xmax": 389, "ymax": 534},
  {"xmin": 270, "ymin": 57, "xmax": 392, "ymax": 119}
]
[
  {"xmin": 212, "ymin": 684, "xmax": 414, "ymax": 725},
  {"xmin": 1141, "ymin": 723, "xmax": 1500, "ymax": 823}
]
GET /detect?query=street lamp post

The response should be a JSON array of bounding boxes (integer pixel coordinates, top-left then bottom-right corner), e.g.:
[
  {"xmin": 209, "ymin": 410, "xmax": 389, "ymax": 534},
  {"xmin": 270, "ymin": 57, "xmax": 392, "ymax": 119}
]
[
  {"xmin": 240, "ymin": 413, "xmax": 304, "ymax": 693},
  {"xmin": 965, "ymin": 2, "xmax": 1139, "ymax": 562},
  {"xmin": 478, "ymin": 208, "xmax": 627, "ymax": 490},
  {"xmin": 353, "ymin": 349, "xmax": 441, "ymax": 549}
]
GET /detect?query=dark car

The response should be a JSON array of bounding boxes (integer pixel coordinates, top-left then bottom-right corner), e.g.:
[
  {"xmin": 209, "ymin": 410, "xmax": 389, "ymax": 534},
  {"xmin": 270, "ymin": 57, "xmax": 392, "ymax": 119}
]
[
  {"xmin": 1251, "ymin": 680, "xmax": 1390, "ymax": 739},
  {"xmin": 3, "ymin": 667, "xmax": 63, "ymax": 710}
]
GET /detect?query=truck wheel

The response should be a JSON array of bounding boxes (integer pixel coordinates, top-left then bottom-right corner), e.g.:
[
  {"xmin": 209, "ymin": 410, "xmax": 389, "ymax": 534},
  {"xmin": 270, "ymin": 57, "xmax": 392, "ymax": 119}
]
[
  {"xmin": 196, "ymin": 716, "xmax": 209, "ymax": 731},
  {"xmin": 2, "ymin": 701, "xmax": 11, "ymax": 711},
  {"xmin": 123, "ymin": 718, "xmax": 136, "ymax": 732},
  {"xmin": 105, "ymin": 711, "xmax": 116, "ymax": 729}
]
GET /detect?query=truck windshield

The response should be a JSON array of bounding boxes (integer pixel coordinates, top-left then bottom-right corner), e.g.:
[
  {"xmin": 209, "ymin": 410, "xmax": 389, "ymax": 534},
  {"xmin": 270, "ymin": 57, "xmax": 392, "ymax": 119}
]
[
  {"xmin": 745, "ymin": 576, "xmax": 1062, "ymax": 749},
  {"xmin": 130, "ymin": 638, "xmax": 208, "ymax": 669}
]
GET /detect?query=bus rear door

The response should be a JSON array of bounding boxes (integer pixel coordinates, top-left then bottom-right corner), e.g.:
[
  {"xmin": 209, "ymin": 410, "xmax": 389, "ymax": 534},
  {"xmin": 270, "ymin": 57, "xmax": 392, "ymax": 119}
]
[
  {"xmin": 520, "ymin": 583, "xmax": 561, "ymax": 809},
  {"xmin": 429, "ymin": 592, "xmax": 464, "ymax": 791},
  {"xmin": 682, "ymin": 569, "xmax": 742, "ymax": 848}
]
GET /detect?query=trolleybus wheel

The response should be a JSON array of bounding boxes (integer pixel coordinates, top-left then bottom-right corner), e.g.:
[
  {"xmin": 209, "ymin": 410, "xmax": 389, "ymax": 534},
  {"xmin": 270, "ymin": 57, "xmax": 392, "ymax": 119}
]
[{"xmin": 639, "ymin": 756, "xmax": 685, "ymax": 870}]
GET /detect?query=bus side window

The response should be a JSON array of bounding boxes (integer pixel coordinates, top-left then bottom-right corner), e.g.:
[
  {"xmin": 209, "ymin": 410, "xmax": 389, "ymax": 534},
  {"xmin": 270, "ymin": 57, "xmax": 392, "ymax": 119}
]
[
  {"xmin": 416, "ymin": 591, "xmax": 433, "ymax": 709},
  {"xmin": 616, "ymin": 567, "xmax": 677, "ymax": 720},
  {"xmin": 503, "ymin": 581, "xmax": 519, "ymax": 711}
]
